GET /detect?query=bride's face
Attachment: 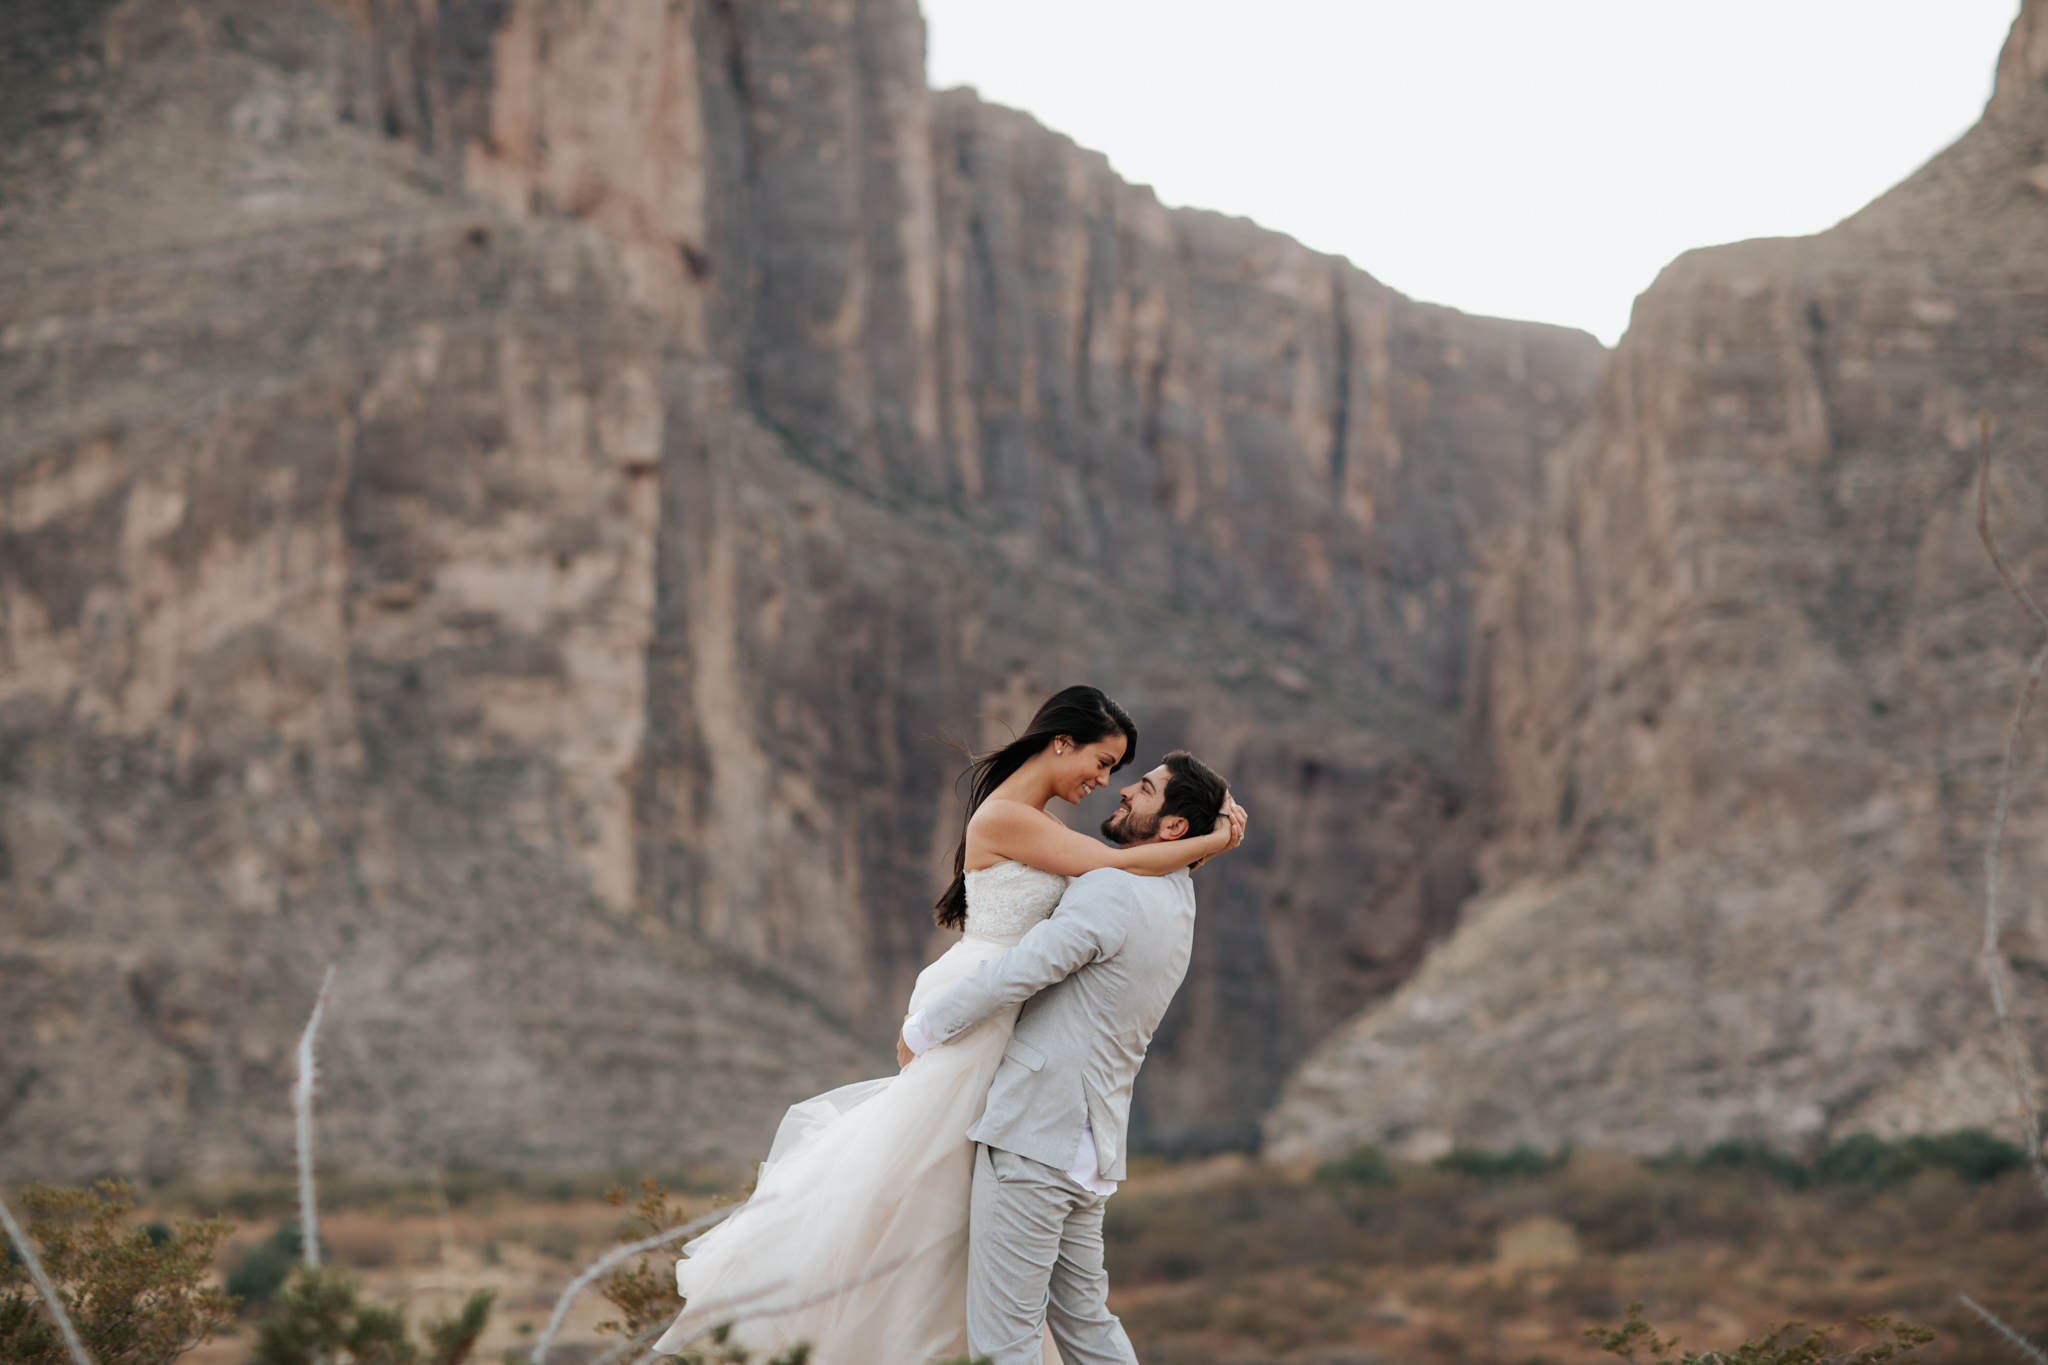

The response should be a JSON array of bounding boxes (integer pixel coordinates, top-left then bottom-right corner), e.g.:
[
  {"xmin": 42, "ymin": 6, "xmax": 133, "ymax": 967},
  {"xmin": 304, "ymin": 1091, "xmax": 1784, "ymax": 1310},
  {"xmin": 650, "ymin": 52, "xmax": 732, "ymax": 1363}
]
[{"xmin": 1046, "ymin": 732, "xmax": 1128, "ymax": 805}]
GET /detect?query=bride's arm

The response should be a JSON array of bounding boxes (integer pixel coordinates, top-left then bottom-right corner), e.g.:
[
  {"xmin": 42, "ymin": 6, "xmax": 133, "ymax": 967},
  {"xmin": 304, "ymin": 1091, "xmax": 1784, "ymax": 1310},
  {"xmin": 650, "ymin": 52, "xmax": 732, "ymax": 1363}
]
[{"xmin": 971, "ymin": 800, "xmax": 1238, "ymax": 879}]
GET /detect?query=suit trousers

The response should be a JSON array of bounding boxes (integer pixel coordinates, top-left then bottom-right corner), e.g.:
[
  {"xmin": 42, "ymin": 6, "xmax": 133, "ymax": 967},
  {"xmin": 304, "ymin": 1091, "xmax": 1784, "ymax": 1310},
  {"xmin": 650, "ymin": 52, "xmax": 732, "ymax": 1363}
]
[{"xmin": 967, "ymin": 1143, "xmax": 1138, "ymax": 1365}]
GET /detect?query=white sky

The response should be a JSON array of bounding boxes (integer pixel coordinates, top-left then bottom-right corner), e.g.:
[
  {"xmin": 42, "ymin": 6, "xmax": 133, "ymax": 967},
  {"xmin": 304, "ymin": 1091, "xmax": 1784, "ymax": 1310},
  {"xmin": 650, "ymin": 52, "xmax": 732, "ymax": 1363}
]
[{"xmin": 923, "ymin": 1, "xmax": 2018, "ymax": 345}]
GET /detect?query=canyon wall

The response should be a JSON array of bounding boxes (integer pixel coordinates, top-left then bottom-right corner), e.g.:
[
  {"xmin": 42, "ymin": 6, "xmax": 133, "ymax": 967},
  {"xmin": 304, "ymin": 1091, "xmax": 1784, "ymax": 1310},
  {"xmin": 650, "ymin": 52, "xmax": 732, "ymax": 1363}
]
[
  {"xmin": 338, "ymin": 0, "xmax": 1602, "ymax": 709},
  {"xmin": 0, "ymin": 0, "xmax": 1600, "ymax": 1179},
  {"xmin": 1269, "ymin": 0, "xmax": 2048, "ymax": 1162},
  {"xmin": 0, "ymin": 0, "xmax": 873, "ymax": 1180}
]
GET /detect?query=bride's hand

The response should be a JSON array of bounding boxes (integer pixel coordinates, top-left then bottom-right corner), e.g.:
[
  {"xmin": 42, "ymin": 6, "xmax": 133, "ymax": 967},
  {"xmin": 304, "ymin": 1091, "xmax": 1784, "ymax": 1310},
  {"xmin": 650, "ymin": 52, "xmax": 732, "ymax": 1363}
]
[{"xmin": 1210, "ymin": 795, "xmax": 1248, "ymax": 853}]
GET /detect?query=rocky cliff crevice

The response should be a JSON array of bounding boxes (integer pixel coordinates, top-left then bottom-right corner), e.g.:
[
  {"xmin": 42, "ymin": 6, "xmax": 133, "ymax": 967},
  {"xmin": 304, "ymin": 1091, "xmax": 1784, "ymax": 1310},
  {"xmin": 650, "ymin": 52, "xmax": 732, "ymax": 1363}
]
[
  {"xmin": 334, "ymin": 0, "xmax": 1603, "ymax": 709},
  {"xmin": 2, "ymin": 0, "xmax": 1599, "ymax": 1178},
  {"xmin": 1, "ymin": 0, "xmax": 876, "ymax": 1181},
  {"xmin": 1268, "ymin": 0, "xmax": 2048, "ymax": 1162}
]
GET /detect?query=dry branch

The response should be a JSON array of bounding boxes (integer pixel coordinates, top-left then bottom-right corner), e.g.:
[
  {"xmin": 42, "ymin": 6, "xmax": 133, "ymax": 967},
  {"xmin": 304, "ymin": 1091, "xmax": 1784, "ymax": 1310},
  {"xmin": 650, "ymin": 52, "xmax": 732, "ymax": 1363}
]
[
  {"xmin": 1960, "ymin": 1294, "xmax": 2048, "ymax": 1365},
  {"xmin": 294, "ymin": 966, "xmax": 336, "ymax": 1268},
  {"xmin": 0, "ymin": 1191, "xmax": 94, "ymax": 1365},
  {"xmin": 1974, "ymin": 421, "xmax": 2048, "ymax": 1199},
  {"xmin": 531, "ymin": 1203, "xmax": 760, "ymax": 1365}
]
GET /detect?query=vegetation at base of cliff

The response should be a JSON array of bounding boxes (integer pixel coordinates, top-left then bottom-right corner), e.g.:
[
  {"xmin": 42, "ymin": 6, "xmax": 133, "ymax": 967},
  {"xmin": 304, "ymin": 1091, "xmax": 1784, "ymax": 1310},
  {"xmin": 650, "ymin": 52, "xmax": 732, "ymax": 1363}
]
[
  {"xmin": 0, "ymin": 1181, "xmax": 235, "ymax": 1365},
  {"xmin": 1317, "ymin": 1130, "xmax": 2027, "ymax": 1196},
  {"xmin": 1434, "ymin": 1143, "xmax": 1575, "ymax": 1181},
  {"xmin": 1103, "ymin": 1145, "xmax": 2044, "ymax": 1364},
  {"xmin": 1641, "ymin": 1130, "xmax": 2030, "ymax": 1190},
  {"xmin": 1589, "ymin": 1300, "xmax": 1935, "ymax": 1365}
]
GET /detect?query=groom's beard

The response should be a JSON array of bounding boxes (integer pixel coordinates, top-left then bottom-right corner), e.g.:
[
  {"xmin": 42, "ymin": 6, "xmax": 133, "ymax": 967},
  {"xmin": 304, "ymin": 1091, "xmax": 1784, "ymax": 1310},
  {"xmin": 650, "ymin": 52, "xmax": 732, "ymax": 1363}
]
[{"xmin": 1101, "ymin": 804, "xmax": 1159, "ymax": 846}]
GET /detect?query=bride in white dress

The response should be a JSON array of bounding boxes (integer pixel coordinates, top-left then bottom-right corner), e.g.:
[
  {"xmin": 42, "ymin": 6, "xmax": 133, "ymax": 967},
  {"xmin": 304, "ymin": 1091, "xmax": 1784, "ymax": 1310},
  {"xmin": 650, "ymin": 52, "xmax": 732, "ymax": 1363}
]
[{"xmin": 653, "ymin": 685, "xmax": 1244, "ymax": 1364}]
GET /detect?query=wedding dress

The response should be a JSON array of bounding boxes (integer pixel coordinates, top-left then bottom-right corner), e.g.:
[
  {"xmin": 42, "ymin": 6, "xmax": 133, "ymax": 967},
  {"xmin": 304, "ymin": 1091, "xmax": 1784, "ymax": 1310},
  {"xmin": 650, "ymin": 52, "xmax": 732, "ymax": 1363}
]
[{"xmin": 653, "ymin": 860, "xmax": 1071, "ymax": 1365}]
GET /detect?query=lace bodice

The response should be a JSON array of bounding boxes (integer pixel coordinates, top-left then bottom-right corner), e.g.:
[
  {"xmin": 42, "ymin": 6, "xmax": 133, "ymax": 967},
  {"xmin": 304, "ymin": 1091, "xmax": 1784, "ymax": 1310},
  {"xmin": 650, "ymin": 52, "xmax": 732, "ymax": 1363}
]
[{"xmin": 963, "ymin": 860, "xmax": 1069, "ymax": 938}]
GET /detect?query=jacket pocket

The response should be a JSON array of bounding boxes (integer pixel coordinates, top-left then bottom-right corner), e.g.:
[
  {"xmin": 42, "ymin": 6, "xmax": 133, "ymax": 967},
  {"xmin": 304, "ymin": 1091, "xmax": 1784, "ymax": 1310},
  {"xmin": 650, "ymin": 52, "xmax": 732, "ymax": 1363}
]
[{"xmin": 1003, "ymin": 1038, "xmax": 1046, "ymax": 1072}]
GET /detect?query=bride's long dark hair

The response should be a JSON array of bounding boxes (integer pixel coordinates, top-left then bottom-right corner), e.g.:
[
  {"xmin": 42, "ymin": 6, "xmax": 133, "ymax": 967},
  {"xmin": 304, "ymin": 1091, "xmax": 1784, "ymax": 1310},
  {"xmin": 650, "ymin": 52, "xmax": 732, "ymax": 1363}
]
[{"xmin": 933, "ymin": 685, "xmax": 1138, "ymax": 930}]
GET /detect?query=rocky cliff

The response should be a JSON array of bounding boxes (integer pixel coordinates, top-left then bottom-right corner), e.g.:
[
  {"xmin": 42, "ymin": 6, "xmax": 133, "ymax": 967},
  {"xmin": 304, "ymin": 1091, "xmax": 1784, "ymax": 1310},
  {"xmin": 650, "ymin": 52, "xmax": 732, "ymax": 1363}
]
[
  {"xmin": 1268, "ymin": 0, "xmax": 2048, "ymax": 1163},
  {"xmin": 0, "ymin": 0, "xmax": 1600, "ymax": 1180}
]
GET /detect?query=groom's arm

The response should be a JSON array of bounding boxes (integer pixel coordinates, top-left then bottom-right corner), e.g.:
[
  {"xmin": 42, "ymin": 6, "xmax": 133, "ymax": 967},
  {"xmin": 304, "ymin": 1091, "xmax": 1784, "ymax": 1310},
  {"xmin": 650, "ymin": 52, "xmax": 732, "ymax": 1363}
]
[{"xmin": 900, "ymin": 872, "xmax": 1136, "ymax": 1060}]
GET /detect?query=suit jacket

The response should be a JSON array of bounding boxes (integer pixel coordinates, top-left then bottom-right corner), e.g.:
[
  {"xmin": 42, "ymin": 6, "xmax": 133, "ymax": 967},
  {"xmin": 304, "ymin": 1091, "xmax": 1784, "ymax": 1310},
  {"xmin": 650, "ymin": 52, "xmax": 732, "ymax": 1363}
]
[{"xmin": 917, "ymin": 865, "xmax": 1196, "ymax": 1181}]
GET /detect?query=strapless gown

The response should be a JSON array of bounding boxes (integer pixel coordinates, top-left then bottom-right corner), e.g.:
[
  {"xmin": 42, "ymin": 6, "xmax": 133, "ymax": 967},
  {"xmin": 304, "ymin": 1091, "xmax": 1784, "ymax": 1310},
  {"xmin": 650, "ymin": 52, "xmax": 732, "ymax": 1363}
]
[{"xmin": 653, "ymin": 860, "xmax": 1071, "ymax": 1365}]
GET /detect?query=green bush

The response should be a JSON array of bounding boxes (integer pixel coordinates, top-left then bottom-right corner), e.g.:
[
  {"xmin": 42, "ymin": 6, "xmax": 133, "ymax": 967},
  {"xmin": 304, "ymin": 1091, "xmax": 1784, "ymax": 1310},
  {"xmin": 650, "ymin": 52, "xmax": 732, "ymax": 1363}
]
[
  {"xmin": 251, "ymin": 1265, "xmax": 493, "ymax": 1365},
  {"xmin": 224, "ymin": 1222, "xmax": 314, "ymax": 1313},
  {"xmin": 1434, "ymin": 1144, "xmax": 1571, "ymax": 1180},
  {"xmin": 0, "ymin": 1181, "xmax": 236, "ymax": 1365},
  {"xmin": 1694, "ymin": 1140, "xmax": 1810, "ymax": 1187},
  {"xmin": 1589, "ymin": 1299, "xmax": 1933, "ymax": 1365},
  {"xmin": 1315, "ymin": 1145, "xmax": 1395, "ymax": 1187},
  {"xmin": 1637, "ymin": 1129, "xmax": 2027, "ymax": 1191},
  {"xmin": 1813, "ymin": 1130, "xmax": 2026, "ymax": 1188}
]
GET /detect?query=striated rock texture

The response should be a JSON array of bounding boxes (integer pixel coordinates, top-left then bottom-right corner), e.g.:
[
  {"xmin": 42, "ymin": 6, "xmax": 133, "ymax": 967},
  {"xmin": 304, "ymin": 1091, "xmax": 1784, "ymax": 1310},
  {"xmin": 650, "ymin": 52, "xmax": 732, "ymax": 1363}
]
[
  {"xmin": 1268, "ymin": 1, "xmax": 2048, "ymax": 1164},
  {"xmin": 339, "ymin": 0, "xmax": 1602, "ymax": 709},
  {"xmin": 1, "ymin": 0, "xmax": 1597, "ymax": 1179},
  {"xmin": 0, "ymin": 0, "xmax": 875, "ymax": 1180}
]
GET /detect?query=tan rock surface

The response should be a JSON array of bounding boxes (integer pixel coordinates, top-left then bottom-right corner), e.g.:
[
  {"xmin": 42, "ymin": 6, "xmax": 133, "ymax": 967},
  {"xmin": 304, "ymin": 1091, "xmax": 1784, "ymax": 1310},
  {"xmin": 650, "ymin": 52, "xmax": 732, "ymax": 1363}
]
[
  {"xmin": 1267, "ymin": 1, "xmax": 2048, "ymax": 1162},
  {"xmin": 0, "ymin": 0, "xmax": 870, "ymax": 1181},
  {"xmin": 1, "ymin": 0, "xmax": 1599, "ymax": 1179}
]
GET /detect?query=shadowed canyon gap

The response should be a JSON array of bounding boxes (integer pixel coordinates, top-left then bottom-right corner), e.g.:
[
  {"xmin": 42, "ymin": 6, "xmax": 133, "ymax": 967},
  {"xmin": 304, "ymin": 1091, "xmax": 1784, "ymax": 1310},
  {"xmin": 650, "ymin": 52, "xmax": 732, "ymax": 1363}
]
[
  {"xmin": 0, "ymin": 0, "xmax": 1600, "ymax": 1178},
  {"xmin": 1270, "ymin": 0, "xmax": 2048, "ymax": 1162}
]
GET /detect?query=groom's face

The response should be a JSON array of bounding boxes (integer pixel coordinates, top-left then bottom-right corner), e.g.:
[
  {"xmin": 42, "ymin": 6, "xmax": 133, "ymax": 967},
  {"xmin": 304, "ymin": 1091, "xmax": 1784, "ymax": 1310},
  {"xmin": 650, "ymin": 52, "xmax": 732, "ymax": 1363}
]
[{"xmin": 1100, "ymin": 764, "xmax": 1187, "ymax": 846}]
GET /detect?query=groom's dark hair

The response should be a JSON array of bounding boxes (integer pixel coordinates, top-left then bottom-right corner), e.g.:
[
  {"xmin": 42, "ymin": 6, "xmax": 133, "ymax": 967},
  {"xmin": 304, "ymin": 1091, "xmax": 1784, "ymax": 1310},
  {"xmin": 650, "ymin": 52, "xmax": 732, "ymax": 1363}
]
[{"xmin": 1157, "ymin": 749, "xmax": 1228, "ymax": 838}]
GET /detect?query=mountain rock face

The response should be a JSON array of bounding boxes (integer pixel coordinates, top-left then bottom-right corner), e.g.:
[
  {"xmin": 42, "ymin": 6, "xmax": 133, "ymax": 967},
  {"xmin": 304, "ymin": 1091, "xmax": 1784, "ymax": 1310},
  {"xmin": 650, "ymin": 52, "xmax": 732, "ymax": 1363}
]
[
  {"xmin": 0, "ymin": 0, "xmax": 1599, "ymax": 1180},
  {"xmin": 1268, "ymin": 1, "xmax": 2048, "ymax": 1163}
]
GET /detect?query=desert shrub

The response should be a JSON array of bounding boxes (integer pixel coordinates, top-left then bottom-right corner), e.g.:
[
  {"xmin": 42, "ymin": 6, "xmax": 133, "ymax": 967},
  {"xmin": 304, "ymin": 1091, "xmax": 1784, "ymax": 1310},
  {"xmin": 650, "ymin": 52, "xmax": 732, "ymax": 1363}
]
[
  {"xmin": 1813, "ymin": 1131, "xmax": 2026, "ymax": 1189},
  {"xmin": 224, "ymin": 1222, "xmax": 312, "ymax": 1313},
  {"xmin": 1693, "ymin": 1140, "xmax": 1810, "ymax": 1187},
  {"xmin": 0, "ymin": 1181, "xmax": 236, "ymax": 1365},
  {"xmin": 1435, "ymin": 1144, "xmax": 1572, "ymax": 1181},
  {"xmin": 594, "ymin": 1179, "xmax": 698, "ymax": 1343},
  {"xmin": 1315, "ymin": 1144, "xmax": 1395, "ymax": 1187},
  {"xmin": 1588, "ymin": 1299, "xmax": 1933, "ymax": 1365},
  {"xmin": 249, "ymin": 1265, "xmax": 493, "ymax": 1365},
  {"xmin": 1640, "ymin": 1130, "xmax": 2029, "ymax": 1194}
]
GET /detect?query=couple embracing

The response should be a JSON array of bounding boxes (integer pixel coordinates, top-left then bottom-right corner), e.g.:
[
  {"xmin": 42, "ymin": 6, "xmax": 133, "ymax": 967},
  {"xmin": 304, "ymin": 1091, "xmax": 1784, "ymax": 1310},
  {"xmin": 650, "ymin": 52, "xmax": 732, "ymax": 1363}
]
[{"xmin": 653, "ymin": 685, "xmax": 1249, "ymax": 1365}]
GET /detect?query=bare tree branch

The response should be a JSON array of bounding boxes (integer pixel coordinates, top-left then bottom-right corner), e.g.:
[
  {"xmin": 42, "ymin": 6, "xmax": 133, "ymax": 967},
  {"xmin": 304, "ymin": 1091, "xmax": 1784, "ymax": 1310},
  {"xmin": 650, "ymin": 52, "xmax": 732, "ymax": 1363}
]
[
  {"xmin": 1961, "ymin": 1294, "xmax": 2048, "ymax": 1365},
  {"xmin": 0, "ymin": 1191, "xmax": 94, "ymax": 1365},
  {"xmin": 1974, "ymin": 420, "xmax": 2048, "ymax": 1200},
  {"xmin": 295, "ymin": 966, "xmax": 336, "ymax": 1268},
  {"xmin": 532, "ymin": 1202, "xmax": 763, "ymax": 1365}
]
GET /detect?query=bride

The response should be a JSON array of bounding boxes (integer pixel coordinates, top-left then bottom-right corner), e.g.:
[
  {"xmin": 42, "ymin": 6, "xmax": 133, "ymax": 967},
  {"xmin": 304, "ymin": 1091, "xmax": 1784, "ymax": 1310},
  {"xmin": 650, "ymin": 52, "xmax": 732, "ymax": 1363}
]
[{"xmin": 653, "ymin": 685, "xmax": 1244, "ymax": 1364}]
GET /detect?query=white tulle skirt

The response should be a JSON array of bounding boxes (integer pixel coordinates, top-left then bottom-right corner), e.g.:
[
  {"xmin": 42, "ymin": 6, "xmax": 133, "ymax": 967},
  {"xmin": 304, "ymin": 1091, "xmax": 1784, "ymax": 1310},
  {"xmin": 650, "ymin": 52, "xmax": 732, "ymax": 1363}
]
[{"xmin": 653, "ymin": 930, "xmax": 1063, "ymax": 1365}]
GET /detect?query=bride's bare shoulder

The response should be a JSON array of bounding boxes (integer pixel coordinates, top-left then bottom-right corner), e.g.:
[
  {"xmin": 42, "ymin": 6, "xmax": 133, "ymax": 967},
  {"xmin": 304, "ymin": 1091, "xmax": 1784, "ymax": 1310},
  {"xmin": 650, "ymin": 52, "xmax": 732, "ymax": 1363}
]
[
  {"xmin": 968, "ymin": 796, "xmax": 1053, "ymax": 829},
  {"xmin": 963, "ymin": 798, "xmax": 1056, "ymax": 870}
]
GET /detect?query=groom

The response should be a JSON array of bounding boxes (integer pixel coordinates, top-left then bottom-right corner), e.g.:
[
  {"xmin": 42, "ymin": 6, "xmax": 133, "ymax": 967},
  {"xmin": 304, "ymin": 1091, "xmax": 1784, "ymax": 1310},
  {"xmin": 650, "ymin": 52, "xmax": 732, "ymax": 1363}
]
[{"xmin": 899, "ymin": 749, "xmax": 1238, "ymax": 1365}]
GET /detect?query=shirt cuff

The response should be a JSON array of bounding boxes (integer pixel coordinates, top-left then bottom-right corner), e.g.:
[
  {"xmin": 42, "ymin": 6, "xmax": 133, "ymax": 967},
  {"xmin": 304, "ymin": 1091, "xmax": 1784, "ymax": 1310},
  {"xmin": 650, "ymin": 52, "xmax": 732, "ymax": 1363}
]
[{"xmin": 901, "ymin": 1011, "xmax": 939, "ymax": 1056}]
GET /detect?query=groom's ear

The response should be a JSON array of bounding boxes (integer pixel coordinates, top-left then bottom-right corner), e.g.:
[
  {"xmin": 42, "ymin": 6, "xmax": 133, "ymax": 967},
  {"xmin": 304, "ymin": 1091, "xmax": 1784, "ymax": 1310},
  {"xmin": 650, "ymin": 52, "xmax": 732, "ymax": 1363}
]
[{"xmin": 1157, "ymin": 814, "xmax": 1190, "ymax": 842}]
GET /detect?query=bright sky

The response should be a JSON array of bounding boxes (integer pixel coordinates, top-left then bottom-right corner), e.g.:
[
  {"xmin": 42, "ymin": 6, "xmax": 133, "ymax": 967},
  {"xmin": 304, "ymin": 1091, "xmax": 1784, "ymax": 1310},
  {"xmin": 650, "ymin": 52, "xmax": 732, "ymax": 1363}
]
[{"xmin": 923, "ymin": 1, "xmax": 2018, "ymax": 345}]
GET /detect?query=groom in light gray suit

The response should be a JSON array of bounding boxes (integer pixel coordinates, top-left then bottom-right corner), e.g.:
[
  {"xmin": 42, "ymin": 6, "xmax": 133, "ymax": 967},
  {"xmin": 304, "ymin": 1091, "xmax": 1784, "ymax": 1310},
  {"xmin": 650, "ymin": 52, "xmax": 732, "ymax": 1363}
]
[{"xmin": 900, "ymin": 750, "xmax": 1236, "ymax": 1365}]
